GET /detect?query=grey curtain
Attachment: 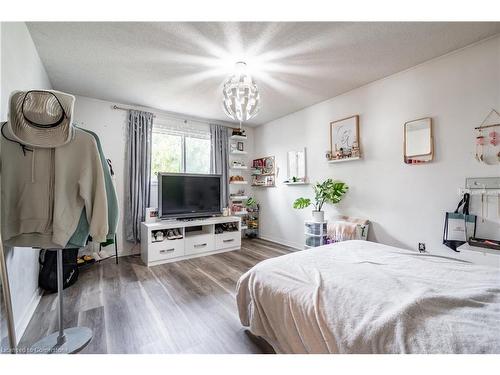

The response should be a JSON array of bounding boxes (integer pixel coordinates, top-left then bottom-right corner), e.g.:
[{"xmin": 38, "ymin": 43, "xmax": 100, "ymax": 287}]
[
  {"xmin": 210, "ymin": 124, "xmax": 229, "ymax": 208},
  {"xmin": 125, "ymin": 110, "xmax": 153, "ymax": 242}
]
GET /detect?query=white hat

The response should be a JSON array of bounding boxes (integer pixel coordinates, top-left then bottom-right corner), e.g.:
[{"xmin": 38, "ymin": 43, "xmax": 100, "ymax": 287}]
[{"xmin": 8, "ymin": 90, "xmax": 75, "ymax": 148}]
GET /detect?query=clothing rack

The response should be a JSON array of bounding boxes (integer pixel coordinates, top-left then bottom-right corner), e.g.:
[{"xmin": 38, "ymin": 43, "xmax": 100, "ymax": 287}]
[
  {"xmin": 99, "ymin": 234, "xmax": 119, "ymax": 265},
  {"xmin": 0, "ymin": 235, "xmax": 16, "ymax": 353},
  {"xmin": 29, "ymin": 249, "xmax": 92, "ymax": 353},
  {"xmin": 1, "ymin": 90, "xmax": 119, "ymax": 354}
]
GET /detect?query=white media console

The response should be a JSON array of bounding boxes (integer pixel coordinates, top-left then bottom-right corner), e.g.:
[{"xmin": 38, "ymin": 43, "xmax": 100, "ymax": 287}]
[{"xmin": 140, "ymin": 216, "xmax": 242, "ymax": 267}]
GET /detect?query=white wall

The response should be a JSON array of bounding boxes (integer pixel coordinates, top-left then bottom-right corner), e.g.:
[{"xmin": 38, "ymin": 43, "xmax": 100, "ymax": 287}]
[
  {"xmin": 252, "ymin": 36, "xmax": 500, "ymax": 262},
  {"xmin": 71, "ymin": 95, "xmax": 252, "ymax": 257},
  {"xmin": 0, "ymin": 22, "xmax": 52, "ymax": 342}
]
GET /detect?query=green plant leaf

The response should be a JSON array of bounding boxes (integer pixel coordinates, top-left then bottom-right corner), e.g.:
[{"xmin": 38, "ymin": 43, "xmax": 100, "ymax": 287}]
[
  {"xmin": 245, "ymin": 197, "xmax": 257, "ymax": 208},
  {"xmin": 293, "ymin": 197, "xmax": 312, "ymax": 209}
]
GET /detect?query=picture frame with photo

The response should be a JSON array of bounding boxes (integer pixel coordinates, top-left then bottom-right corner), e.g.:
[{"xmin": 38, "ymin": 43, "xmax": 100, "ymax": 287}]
[
  {"xmin": 329, "ymin": 115, "xmax": 361, "ymax": 161},
  {"xmin": 237, "ymin": 141, "xmax": 244, "ymax": 151}
]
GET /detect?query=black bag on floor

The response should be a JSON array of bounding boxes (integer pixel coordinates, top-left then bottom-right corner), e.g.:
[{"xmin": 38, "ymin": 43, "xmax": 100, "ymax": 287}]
[{"xmin": 38, "ymin": 249, "xmax": 80, "ymax": 293}]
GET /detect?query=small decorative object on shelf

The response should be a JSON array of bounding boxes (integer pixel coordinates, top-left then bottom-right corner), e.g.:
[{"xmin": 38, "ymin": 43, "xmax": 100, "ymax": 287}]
[
  {"xmin": 229, "ymin": 175, "xmax": 247, "ymax": 184},
  {"xmin": 145, "ymin": 207, "xmax": 158, "ymax": 223},
  {"xmin": 328, "ymin": 115, "xmax": 361, "ymax": 163},
  {"xmin": 230, "ymin": 202, "xmax": 248, "ymax": 215},
  {"xmin": 252, "ymin": 156, "xmax": 276, "ymax": 187},
  {"xmin": 283, "ymin": 176, "xmax": 308, "ymax": 185},
  {"xmin": 231, "ymin": 160, "xmax": 247, "ymax": 169},
  {"xmin": 231, "ymin": 143, "xmax": 247, "ymax": 153},
  {"xmin": 231, "ymin": 127, "xmax": 247, "ymax": 137}
]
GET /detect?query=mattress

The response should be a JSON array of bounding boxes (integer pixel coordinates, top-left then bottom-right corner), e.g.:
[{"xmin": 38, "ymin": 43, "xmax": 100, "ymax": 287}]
[{"xmin": 236, "ymin": 240, "xmax": 500, "ymax": 354}]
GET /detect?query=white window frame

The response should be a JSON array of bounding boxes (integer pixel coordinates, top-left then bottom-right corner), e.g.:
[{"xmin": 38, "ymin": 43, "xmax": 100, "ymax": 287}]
[{"xmin": 151, "ymin": 118, "xmax": 211, "ymax": 184}]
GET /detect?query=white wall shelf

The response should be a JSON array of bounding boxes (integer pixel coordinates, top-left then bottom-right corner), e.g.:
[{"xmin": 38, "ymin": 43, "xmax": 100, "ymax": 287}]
[
  {"xmin": 283, "ymin": 181, "xmax": 309, "ymax": 185},
  {"xmin": 328, "ymin": 156, "xmax": 361, "ymax": 163},
  {"xmin": 230, "ymin": 135, "xmax": 247, "ymax": 141},
  {"xmin": 231, "ymin": 150, "xmax": 247, "ymax": 155},
  {"xmin": 230, "ymin": 166, "xmax": 248, "ymax": 170},
  {"xmin": 233, "ymin": 210, "xmax": 248, "ymax": 216},
  {"xmin": 229, "ymin": 181, "xmax": 248, "ymax": 185},
  {"xmin": 230, "ymin": 195, "xmax": 248, "ymax": 200},
  {"xmin": 251, "ymin": 184, "xmax": 274, "ymax": 187}
]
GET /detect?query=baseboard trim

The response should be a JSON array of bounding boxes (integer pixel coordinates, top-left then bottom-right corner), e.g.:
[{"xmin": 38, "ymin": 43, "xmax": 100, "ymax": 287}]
[
  {"xmin": 15, "ymin": 287, "xmax": 43, "ymax": 345},
  {"xmin": 258, "ymin": 234, "xmax": 302, "ymax": 251}
]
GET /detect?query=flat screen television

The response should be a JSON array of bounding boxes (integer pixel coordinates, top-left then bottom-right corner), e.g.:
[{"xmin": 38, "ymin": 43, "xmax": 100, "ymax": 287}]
[{"xmin": 158, "ymin": 173, "xmax": 222, "ymax": 219}]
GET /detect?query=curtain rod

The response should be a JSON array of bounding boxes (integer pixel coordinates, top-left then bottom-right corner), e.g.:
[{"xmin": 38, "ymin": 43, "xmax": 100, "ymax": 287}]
[{"xmin": 112, "ymin": 104, "xmax": 238, "ymax": 128}]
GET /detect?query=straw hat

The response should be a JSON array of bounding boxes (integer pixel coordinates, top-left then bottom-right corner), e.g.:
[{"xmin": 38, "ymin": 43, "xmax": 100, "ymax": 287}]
[{"xmin": 8, "ymin": 90, "xmax": 75, "ymax": 148}]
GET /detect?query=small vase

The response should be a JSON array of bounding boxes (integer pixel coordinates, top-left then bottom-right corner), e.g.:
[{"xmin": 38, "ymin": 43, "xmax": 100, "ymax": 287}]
[{"xmin": 312, "ymin": 210, "xmax": 324, "ymax": 222}]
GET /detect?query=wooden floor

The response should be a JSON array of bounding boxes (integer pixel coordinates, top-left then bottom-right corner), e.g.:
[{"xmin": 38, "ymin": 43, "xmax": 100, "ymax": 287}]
[{"xmin": 17, "ymin": 238, "xmax": 294, "ymax": 354}]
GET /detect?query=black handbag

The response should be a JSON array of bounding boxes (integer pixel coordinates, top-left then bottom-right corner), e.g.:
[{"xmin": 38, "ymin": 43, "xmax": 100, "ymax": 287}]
[
  {"xmin": 38, "ymin": 249, "xmax": 79, "ymax": 293},
  {"xmin": 443, "ymin": 193, "xmax": 477, "ymax": 252}
]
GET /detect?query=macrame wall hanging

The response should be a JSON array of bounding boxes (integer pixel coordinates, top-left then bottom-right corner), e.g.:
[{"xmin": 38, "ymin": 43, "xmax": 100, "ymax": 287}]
[{"xmin": 475, "ymin": 109, "xmax": 500, "ymax": 165}]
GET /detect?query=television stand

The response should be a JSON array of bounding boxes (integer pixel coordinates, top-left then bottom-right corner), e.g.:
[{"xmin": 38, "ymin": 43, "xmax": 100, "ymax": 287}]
[{"xmin": 140, "ymin": 216, "xmax": 242, "ymax": 267}]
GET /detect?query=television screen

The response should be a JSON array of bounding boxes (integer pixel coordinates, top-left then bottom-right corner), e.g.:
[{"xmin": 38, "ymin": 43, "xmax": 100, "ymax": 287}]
[{"xmin": 158, "ymin": 173, "xmax": 222, "ymax": 219}]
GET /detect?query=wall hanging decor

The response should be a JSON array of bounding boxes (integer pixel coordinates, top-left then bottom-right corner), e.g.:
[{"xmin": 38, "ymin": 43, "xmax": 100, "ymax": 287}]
[
  {"xmin": 404, "ymin": 117, "xmax": 434, "ymax": 164},
  {"xmin": 328, "ymin": 115, "xmax": 361, "ymax": 163},
  {"xmin": 475, "ymin": 109, "xmax": 500, "ymax": 165},
  {"xmin": 252, "ymin": 156, "xmax": 276, "ymax": 187},
  {"xmin": 284, "ymin": 148, "xmax": 308, "ymax": 185}
]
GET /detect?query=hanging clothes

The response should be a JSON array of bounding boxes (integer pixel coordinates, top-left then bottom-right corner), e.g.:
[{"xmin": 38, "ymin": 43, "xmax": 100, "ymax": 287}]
[
  {"xmin": 66, "ymin": 127, "xmax": 119, "ymax": 248},
  {"xmin": 1, "ymin": 90, "xmax": 108, "ymax": 249}
]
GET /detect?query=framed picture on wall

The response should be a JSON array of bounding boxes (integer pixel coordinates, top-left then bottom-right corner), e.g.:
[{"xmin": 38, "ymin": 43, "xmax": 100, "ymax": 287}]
[
  {"xmin": 237, "ymin": 141, "xmax": 244, "ymax": 151},
  {"xmin": 329, "ymin": 115, "xmax": 361, "ymax": 161}
]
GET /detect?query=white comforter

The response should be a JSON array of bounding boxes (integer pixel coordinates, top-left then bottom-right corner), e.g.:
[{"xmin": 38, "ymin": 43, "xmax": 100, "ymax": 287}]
[{"xmin": 236, "ymin": 241, "xmax": 500, "ymax": 354}]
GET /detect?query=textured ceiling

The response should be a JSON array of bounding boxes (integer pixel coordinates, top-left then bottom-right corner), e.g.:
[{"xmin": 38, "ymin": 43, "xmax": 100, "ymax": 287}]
[{"xmin": 27, "ymin": 22, "xmax": 500, "ymax": 126}]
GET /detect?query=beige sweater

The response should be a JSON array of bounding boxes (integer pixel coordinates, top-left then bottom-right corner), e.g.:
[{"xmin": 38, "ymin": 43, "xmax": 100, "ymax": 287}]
[{"xmin": 1, "ymin": 127, "xmax": 108, "ymax": 248}]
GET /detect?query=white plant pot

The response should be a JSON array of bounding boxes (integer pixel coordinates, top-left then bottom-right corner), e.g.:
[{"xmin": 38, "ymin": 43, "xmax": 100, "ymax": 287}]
[{"xmin": 312, "ymin": 210, "xmax": 324, "ymax": 222}]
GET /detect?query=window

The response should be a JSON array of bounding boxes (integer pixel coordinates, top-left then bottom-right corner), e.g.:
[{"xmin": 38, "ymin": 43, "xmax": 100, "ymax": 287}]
[{"xmin": 151, "ymin": 118, "xmax": 211, "ymax": 180}]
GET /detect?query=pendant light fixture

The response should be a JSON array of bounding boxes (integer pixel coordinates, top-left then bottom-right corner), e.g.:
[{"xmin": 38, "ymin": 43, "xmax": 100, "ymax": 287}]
[{"xmin": 222, "ymin": 61, "xmax": 261, "ymax": 127}]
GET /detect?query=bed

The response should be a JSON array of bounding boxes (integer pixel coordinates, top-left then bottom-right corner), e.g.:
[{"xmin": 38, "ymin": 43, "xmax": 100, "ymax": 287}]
[{"xmin": 236, "ymin": 240, "xmax": 500, "ymax": 354}]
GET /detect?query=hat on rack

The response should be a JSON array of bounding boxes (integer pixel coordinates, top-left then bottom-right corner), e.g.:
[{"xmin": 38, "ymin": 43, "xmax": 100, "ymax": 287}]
[{"xmin": 8, "ymin": 90, "xmax": 75, "ymax": 148}]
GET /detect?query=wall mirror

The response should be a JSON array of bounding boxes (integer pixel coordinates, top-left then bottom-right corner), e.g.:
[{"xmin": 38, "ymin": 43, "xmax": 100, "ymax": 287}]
[
  {"xmin": 404, "ymin": 117, "xmax": 433, "ymax": 164},
  {"xmin": 286, "ymin": 148, "xmax": 306, "ymax": 183}
]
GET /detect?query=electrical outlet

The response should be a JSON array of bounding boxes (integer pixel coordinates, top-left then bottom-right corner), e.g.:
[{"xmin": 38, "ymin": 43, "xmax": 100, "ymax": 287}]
[{"xmin": 418, "ymin": 243, "xmax": 426, "ymax": 253}]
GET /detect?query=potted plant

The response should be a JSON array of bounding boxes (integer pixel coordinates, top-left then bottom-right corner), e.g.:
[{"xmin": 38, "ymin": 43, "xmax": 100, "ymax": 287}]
[
  {"xmin": 245, "ymin": 197, "xmax": 258, "ymax": 212},
  {"xmin": 293, "ymin": 179, "xmax": 348, "ymax": 222}
]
